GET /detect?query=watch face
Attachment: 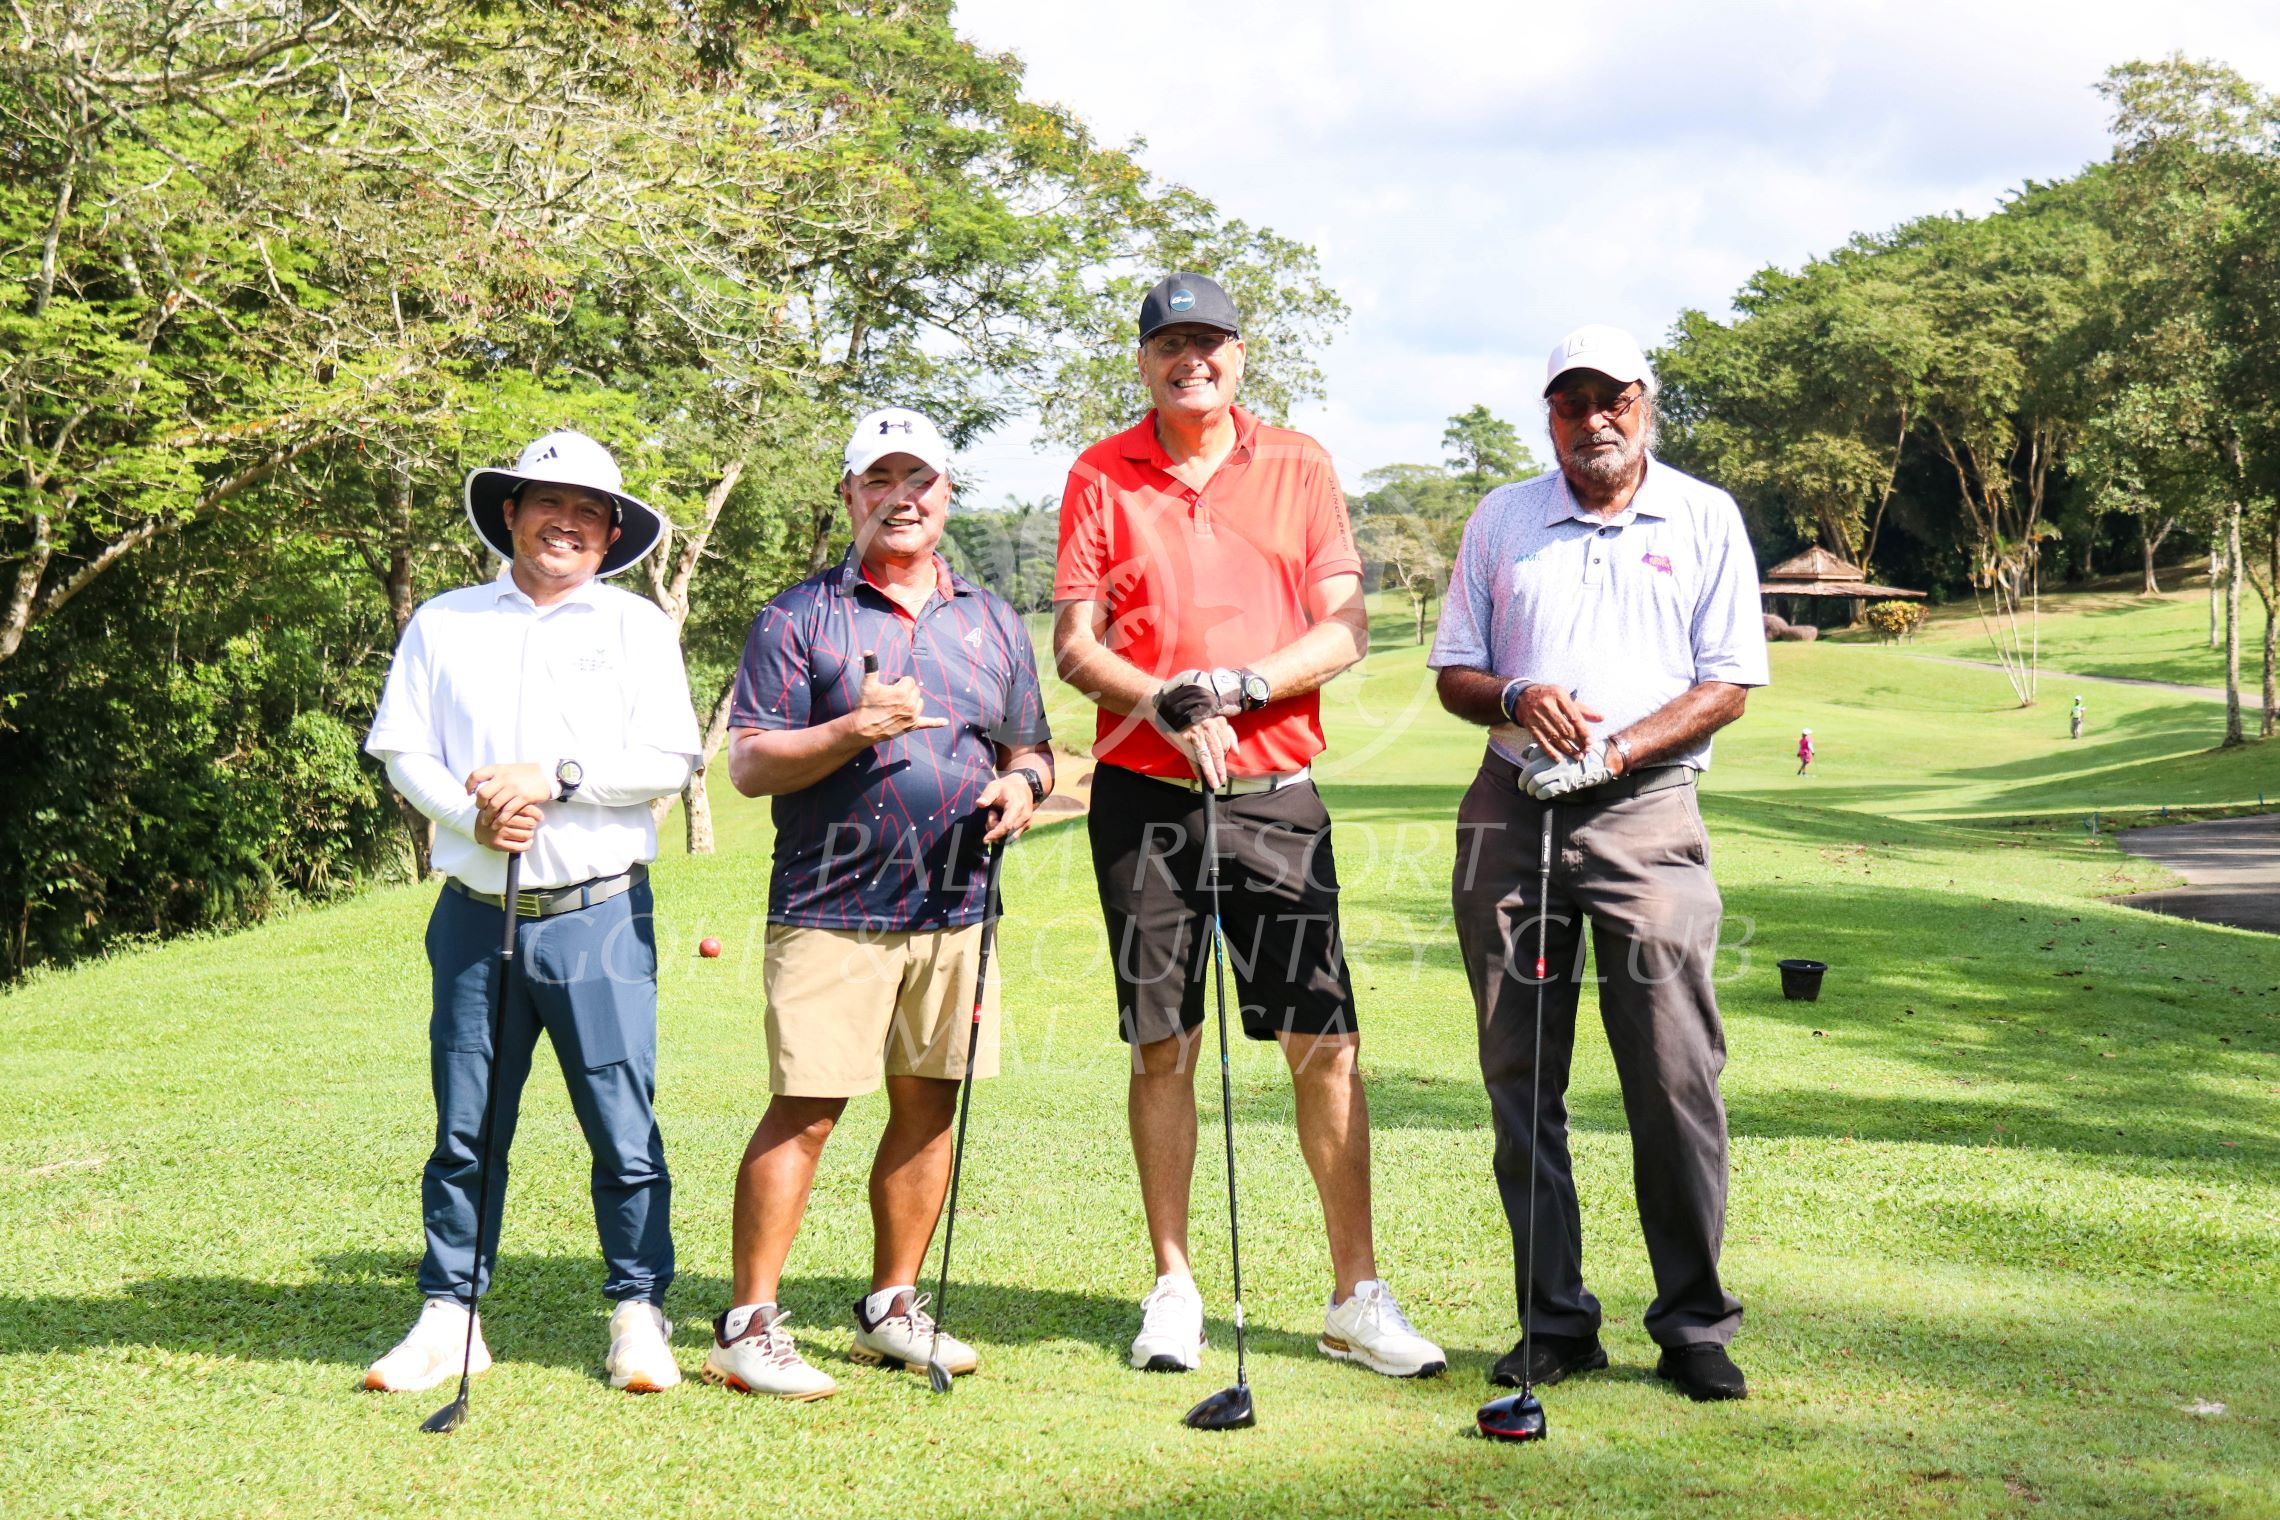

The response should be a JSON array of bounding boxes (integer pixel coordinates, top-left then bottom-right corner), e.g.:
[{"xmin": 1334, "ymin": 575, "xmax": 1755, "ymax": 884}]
[
  {"xmin": 558, "ymin": 761, "xmax": 583, "ymax": 786},
  {"xmin": 1242, "ymin": 673, "xmax": 1270, "ymax": 706}
]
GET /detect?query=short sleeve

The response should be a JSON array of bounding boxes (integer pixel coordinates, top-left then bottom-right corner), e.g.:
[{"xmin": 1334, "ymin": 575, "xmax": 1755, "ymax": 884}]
[
  {"xmin": 365, "ymin": 609, "xmax": 438, "ymax": 758},
  {"xmin": 729, "ymin": 597, "xmax": 815, "ymax": 731},
  {"xmin": 1302, "ymin": 453, "xmax": 1364, "ymax": 581},
  {"xmin": 1053, "ymin": 456, "xmax": 1111, "ymax": 602},
  {"xmin": 988, "ymin": 602, "xmax": 1052, "ymax": 749},
  {"xmin": 628, "ymin": 603, "xmax": 703, "ymax": 756},
  {"xmin": 1427, "ymin": 506, "xmax": 1497, "ymax": 672},
  {"xmin": 1689, "ymin": 492, "xmax": 1772, "ymax": 688}
]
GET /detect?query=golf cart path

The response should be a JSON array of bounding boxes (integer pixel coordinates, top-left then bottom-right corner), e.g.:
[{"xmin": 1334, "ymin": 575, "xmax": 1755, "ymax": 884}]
[
  {"xmin": 2115, "ymin": 814, "xmax": 2280, "ymax": 935},
  {"xmin": 1892, "ymin": 652, "xmax": 2225, "ymax": 702}
]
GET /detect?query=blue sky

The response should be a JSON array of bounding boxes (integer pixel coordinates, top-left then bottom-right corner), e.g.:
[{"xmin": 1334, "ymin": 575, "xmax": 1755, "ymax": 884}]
[{"xmin": 947, "ymin": 0, "xmax": 2280, "ymax": 504}]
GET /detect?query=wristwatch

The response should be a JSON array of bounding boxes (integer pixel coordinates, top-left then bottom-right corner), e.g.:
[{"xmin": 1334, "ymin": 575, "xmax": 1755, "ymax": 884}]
[
  {"xmin": 1013, "ymin": 767, "xmax": 1047, "ymax": 805},
  {"xmin": 554, "ymin": 758, "xmax": 584, "ymax": 801},
  {"xmin": 1608, "ymin": 733, "xmax": 1636, "ymax": 772},
  {"xmin": 1236, "ymin": 667, "xmax": 1271, "ymax": 713}
]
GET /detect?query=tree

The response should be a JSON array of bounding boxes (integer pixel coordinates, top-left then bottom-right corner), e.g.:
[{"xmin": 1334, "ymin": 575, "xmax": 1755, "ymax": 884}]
[
  {"xmin": 2096, "ymin": 54, "xmax": 2280, "ymax": 744},
  {"xmin": 1442, "ymin": 405, "xmax": 1534, "ymax": 497}
]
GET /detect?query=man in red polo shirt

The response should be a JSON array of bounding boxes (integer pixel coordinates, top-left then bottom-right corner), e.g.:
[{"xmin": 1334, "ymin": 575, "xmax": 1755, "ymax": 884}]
[{"xmin": 1054, "ymin": 272, "xmax": 1447, "ymax": 1382}]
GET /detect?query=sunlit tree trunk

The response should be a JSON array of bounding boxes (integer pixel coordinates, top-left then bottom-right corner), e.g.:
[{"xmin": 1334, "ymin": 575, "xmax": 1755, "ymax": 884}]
[
  {"xmin": 2210, "ymin": 548, "xmax": 2224, "ymax": 649},
  {"xmin": 2222, "ymin": 504, "xmax": 2244, "ymax": 747}
]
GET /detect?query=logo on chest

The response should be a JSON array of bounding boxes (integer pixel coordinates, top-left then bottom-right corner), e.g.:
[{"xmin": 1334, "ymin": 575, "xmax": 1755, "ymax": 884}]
[
  {"xmin": 569, "ymin": 648, "xmax": 616, "ymax": 674},
  {"xmin": 1642, "ymin": 552, "xmax": 1674, "ymax": 575}
]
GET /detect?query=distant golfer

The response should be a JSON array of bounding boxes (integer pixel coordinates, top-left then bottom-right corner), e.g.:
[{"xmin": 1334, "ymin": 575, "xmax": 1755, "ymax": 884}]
[
  {"xmin": 1053, "ymin": 272, "xmax": 1447, "ymax": 1380},
  {"xmin": 711, "ymin": 407, "xmax": 1053, "ymax": 1400},
  {"xmin": 2070, "ymin": 696, "xmax": 2085, "ymax": 740},
  {"xmin": 363, "ymin": 430, "xmax": 700, "ymax": 1397},
  {"xmin": 1432, "ymin": 325, "xmax": 1769, "ymax": 1402},
  {"xmin": 1797, "ymin": 728, "xmax": 1814, "ymax": 775}
]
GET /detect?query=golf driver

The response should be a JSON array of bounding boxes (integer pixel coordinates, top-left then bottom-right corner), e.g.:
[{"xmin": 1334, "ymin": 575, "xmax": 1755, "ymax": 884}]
[
  {"xmin": 424, "ymin": 850, "xmax": 523, "ymax": 1435},
  {"xmin": 1185, "ymin": 782, "xmax": 1255, "ymax": 1433},
  {"xmin": 1478, "ymin": 804, "xmax": 1554, "ymax": 1444},
  {"xmin": 925, "ymin": 836, "xmax": 1007, "ymax": 1394}
]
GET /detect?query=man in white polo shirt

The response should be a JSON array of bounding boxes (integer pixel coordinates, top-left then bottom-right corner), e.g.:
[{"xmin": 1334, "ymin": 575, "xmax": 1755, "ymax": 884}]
[
  {"xmin": 1431, "ymin": 326, "xmax": 1769, "ymax": 1404},
  {"xmin": 362, "ymin": 430, "xmax": 702, "ymax": 1398}
]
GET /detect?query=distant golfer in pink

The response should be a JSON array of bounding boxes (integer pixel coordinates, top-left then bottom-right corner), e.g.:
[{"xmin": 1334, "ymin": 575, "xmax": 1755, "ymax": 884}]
[{"xmin": 1796, "ymin": 728, "xmax": 1814, "ymax": 775}]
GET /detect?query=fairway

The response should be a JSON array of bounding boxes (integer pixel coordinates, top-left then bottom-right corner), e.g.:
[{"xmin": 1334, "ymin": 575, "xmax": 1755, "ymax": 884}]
[{"xmin": 6, "ymin": 618, "xmax": 2279, "ymax": 1519}]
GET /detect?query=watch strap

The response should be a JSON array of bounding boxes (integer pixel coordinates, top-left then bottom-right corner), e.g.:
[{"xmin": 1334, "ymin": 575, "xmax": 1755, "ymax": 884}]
[{"xmin": 1499, "ymin": 679, "xmax": 1532, "ymax": 725}]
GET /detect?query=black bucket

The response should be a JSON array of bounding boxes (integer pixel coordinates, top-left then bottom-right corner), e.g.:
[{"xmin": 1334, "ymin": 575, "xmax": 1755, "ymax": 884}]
[{"xmin": 1777, "ymin": 959, "xmax": 1827, "ymax": 1001}]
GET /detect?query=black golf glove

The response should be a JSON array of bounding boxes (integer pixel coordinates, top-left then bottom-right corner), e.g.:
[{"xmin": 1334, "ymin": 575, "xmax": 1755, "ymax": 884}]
[{"xmin": 1153, "ymin": 674, "xmax": 1220, "ymax": 731}]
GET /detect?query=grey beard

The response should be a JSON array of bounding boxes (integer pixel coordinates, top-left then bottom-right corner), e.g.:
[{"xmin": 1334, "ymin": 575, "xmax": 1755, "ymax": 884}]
[{"xmin": 1560, "ymin": 421, "xmax": 1653, "ymax": 494}]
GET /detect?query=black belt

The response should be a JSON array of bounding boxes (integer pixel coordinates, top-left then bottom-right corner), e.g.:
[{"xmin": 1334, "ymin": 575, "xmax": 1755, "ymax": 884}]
[
  {"xmin": 1481, "ymin": 749, "xmax": 1695, "ymax": 802},
  {"xmin": 446, "ymin": 864, "xmax": 647, "ymax": 918}
]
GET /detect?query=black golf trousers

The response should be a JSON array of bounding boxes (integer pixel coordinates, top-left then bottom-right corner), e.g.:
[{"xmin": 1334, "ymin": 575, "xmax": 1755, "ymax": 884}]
[{"xmin": 1451, "ymin": 750, "xmax": 1743, "ymax": 1349}]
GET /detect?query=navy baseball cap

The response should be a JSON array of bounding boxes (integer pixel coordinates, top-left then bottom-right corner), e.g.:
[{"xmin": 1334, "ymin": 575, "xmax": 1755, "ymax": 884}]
[{"xmin": 1137, "ymin": 273, "xmax": 1242, "ymax": 342}]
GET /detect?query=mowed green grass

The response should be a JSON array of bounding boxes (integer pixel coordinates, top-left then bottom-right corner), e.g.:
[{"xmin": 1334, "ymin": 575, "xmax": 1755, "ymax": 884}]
[
  {"xmin": 1827, "ymin": 579, "xmax": 2256, "ymax": 692},
  {"xmin": 5, "ymin": 598, "xmax": 2279, "ymax": 1518}
]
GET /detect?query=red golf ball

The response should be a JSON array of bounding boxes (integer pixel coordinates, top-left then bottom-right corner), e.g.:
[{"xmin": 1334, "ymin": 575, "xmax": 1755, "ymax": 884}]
[{"xmin": 698, "ymin": 937, "xmax": 722, "ymax": 959}]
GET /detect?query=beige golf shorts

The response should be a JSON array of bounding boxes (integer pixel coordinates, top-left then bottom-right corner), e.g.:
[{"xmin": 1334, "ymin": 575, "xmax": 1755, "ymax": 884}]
[{"xmin": 761, "ymin": 922, "xmax": 1001, "ymax": 1097}]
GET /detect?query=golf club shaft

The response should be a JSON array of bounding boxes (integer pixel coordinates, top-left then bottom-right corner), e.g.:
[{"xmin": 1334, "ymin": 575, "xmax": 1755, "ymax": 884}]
[
  {"xmin": 1202, "ymin": 785, "xmax": 1248, "ymax": 1387},
  {"xmin": 450, "ymin": 850, "xmax": 521, "ymax": 1405},
  {"xmin": 930, "ymin": 840, "xmax": 1004, "ymax": 1367},
  {"xmin": 1520, "ymin": 806, "xmax": 1551, "ymax": 1397}
]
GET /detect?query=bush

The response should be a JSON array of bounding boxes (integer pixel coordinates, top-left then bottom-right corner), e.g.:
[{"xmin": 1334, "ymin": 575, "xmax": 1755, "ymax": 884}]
[
  {"xmin": 0, "ymin": 534, "xmax": 400, "ymax": 980},
  {"xmin": 1865, "ymin": 600, "xmax": 1926, "ymax": 643}
]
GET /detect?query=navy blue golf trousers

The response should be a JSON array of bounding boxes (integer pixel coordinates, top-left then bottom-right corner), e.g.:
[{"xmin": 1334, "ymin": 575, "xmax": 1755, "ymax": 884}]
[{"xmin": 416, "ymin": 879, "xmax": 674, "ymax": 1306}]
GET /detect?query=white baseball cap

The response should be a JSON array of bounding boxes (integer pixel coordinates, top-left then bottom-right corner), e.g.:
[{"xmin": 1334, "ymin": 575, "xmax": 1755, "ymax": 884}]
[
  {"xmin": 1544, "ymin": 324, "xmax": 1655, "ymax": 395},
  {"xmin": 844, "ymin": 407, "xmax": 952, "ymax": 478},
  {"xmin": 464, "ymin": 429, "xmax": 665, "ymax": 578}
]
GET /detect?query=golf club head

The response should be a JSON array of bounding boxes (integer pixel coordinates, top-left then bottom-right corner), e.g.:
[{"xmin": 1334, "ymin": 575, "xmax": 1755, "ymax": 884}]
[
  {"xmin": 420, "ymin": 1396, "xmax": 470, "ymax": 1435},
  {"xmin": 1476, "ymin": 1390, "xmax": 1546, "ymax": 1443},
  {"xmin": 926, "ymin": 1358, "xmax": 954, "ymax": 1395},
  {"xmin": 1184, "ymin": 1384, "xmax": 1255, "ymax": 1431}
]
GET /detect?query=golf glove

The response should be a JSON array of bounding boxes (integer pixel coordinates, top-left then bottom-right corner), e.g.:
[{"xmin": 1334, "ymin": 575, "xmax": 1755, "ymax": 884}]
[
  {"xmin": 1521, "ymin": 741, "xmax": 1616, "ymax": 800},
  {"xmin": 1153, "ymin": 672, "xmax": 1221, "ymax": 730}
]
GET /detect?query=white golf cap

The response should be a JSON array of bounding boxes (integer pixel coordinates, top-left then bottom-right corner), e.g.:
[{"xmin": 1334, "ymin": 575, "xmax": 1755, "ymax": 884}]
[
  {"xmin": 463, "ymin": 429, "xmax": 664, "ymax": 579},
  {"xmin": 1544, "ymin": 324, "xmax": 1654, "ymax": 395},
  {"xmin": 844, "ymin": 407, "xmax": 952, "ymax": 478}
]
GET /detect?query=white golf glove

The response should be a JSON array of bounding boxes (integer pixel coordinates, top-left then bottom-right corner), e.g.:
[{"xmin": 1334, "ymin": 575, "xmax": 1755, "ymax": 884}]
[
  {"xmin": 1169, "ymin": 667, "xmax": 1250, "ymax": 718},
  {"xmin": 1520, "ymin": 742, "xmax": 1616, "ymax": 800}
]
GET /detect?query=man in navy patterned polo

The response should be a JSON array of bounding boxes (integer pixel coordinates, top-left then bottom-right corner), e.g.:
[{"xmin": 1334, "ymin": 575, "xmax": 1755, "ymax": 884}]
[{"xmin": 705, "ymin": 407, "xmax": 1054, "ymax": 1400}]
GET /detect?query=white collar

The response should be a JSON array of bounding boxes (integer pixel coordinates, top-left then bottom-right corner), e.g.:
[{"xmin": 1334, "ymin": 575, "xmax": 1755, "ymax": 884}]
[{"xmin": 489, "ymin": 562, "xmax": 604, "ymax": 613}]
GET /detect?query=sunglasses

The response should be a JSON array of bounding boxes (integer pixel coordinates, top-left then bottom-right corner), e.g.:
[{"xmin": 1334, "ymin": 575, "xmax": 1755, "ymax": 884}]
[
  {"xmin": 1548, "ymin": 386, "xmax": 1646, "ymax": 423},
  {"xmin": 1145, "ymin": 330, "xmax": 1238, "ymax": 359}
]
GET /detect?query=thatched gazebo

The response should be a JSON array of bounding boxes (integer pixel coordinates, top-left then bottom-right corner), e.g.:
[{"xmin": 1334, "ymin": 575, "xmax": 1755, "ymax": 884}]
[{"xmin": 1760, "ymin": 547, "xmax": 1925, "ymax": 627}]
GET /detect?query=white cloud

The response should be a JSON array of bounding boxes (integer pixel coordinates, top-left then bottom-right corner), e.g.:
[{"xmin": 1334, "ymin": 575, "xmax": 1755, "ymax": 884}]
[{"xmin": 949, "ymin": 0, "xmax": 2280, "ymax": 502}]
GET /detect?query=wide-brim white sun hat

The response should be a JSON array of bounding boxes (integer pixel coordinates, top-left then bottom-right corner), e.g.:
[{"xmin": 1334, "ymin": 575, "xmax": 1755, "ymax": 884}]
[{"xmin": 464, "ymin": 429, "xmax": 666, "ymax": 579}]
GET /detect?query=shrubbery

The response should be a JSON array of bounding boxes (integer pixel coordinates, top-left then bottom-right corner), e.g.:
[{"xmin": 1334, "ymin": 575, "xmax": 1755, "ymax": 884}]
[{"xmin": 1865, "ymin": 601, "xmax": 1927, "ymax": 643}]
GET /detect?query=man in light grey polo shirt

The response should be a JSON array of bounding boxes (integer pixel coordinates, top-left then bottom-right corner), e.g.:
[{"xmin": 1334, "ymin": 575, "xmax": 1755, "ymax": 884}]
[{"xmin": 1430, "ymin": 324, "xmax": 1768, "ymax": 1404}]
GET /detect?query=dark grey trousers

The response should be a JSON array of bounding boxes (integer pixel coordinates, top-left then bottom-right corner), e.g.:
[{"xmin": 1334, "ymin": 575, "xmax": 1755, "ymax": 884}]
[{"xmin": 1451, "ymin": 752, "xmax": 1743, "ymax": 1349}]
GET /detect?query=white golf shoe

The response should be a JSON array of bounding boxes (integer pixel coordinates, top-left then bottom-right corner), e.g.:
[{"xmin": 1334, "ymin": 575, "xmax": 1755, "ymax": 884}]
[
  {"xmin": 1130, "ymin": 1277, "xmax": 1206, "ymax": 1372},
  {"xmin": 850, "ymin": 1290, "xmax": 978, "ymax": 1376},
  {"xmin": 364, "ymin": 1296, "xmax": 491, "ymax": 1393},
  {"xmin": 1320, "ymin": 1280, "xmax": 1447, "ymax": 1377},
  {"xmin": 604, "ymin": 1299, "xmax": 681, "ymax": 1393},
  {"xmin": 701, "ymin": 1306, "xmax": 837, "ymax": 1401}
]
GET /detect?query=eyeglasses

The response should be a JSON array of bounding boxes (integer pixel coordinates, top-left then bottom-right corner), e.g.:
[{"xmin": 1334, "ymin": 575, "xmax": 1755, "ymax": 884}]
[
  {"xmin": 1548, "ymin": 386, "xmax": 1646, "ymax": 423},
  {"xmin": 1145, "ymin": 330, "xmax": 1238, "ymax": 359}
]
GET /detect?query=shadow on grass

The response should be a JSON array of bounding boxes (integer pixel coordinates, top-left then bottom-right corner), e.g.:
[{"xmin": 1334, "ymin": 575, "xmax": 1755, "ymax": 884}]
[{"xmin": 0, "ymin": 1254, "xmax": 1340, "ymax": 1376}]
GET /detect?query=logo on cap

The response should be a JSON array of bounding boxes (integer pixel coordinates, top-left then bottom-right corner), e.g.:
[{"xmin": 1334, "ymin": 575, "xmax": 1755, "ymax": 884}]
[
  {"xmin": 534, "ymin": 445, "xmax": 559, "ymax": 462},
  {"xmin": 881, "ymin": 419, "xmax": 913, "ymax": 434},
  {"xmin": 1169, "ymin": 290, "xmax": 1196, "ymax": 312}
]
